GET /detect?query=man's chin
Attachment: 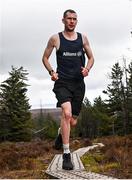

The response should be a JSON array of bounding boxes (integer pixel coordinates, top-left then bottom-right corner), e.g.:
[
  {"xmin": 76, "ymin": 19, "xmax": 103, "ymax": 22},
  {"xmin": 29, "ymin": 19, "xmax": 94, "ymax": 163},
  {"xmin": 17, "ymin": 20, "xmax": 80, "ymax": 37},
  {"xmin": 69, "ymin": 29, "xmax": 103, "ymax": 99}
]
[{"xmin": 67, "ymin": 28, "xmax": 75, "ymax": 32}]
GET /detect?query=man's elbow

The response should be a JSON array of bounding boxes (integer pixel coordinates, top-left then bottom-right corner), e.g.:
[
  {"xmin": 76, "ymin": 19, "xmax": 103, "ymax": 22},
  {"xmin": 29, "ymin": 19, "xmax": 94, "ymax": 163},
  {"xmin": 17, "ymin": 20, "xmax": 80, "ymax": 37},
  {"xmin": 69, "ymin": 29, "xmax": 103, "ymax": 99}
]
[
  {"xmin": 90, "ymin": 56, "xmax": 94, "ymax": 64},
  {"xmin": 42, "ymin": 55, "xmax": 46, "ymax": 66},
  {"xmin": 92, "ymin": 57, "xmax": 94, "ymax": 64}
]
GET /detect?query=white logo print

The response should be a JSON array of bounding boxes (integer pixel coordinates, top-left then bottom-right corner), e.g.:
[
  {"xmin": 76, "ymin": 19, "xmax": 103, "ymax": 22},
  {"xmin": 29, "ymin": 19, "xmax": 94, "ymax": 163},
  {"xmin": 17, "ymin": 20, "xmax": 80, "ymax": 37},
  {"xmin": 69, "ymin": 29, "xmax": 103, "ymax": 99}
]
[
  {"xmin": 77, "ymin": 51, "xmax": 82, "ymax": 57},
  {"xmin": 63, "ymin": 51, "xmax": 82, "ymax": 57}
]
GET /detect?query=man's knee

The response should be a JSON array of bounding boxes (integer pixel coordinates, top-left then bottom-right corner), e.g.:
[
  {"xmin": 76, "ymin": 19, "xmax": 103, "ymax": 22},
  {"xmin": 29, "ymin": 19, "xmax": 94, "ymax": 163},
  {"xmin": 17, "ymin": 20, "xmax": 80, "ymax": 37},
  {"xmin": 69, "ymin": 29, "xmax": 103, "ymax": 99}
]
[{"xmin": 64, "ymin": 110, "xmax": 72, "ymax": 122}]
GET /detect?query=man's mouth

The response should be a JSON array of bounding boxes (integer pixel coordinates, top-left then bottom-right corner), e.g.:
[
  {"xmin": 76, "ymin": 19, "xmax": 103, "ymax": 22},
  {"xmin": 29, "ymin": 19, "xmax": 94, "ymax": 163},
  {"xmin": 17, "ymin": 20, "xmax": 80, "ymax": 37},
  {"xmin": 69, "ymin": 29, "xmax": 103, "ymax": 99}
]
[{"xmin": 69, "ymin": 25, "xmax": 74, "ymax": 28}]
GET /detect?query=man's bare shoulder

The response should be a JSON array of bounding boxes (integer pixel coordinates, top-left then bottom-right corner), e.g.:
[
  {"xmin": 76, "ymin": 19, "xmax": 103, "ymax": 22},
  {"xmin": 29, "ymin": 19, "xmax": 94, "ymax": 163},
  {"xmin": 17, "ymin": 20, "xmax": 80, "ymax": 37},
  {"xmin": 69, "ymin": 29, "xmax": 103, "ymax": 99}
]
[
  {"xmin": 50, "ymin": 34, "xmax": 59, "ymax": 42},
  {"xmin": 81, "ymin": 33, "xmax": 88, "ymax": 40},
  {"xmin": 81, "ymin": 33, "xmax": 89, "ymax": 45},
  {"xmin": 49, "ymin": 34, "xmax": 59, "ymax": 47}
]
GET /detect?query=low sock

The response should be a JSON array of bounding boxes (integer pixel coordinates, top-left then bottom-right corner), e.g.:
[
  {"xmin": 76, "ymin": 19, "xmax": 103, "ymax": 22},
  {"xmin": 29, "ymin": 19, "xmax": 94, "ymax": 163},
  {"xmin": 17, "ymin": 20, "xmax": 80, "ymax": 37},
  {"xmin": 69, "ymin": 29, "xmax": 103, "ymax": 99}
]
[{"xmin": 63, "ymin": 143, "xmax": 70, "ymax": 154}]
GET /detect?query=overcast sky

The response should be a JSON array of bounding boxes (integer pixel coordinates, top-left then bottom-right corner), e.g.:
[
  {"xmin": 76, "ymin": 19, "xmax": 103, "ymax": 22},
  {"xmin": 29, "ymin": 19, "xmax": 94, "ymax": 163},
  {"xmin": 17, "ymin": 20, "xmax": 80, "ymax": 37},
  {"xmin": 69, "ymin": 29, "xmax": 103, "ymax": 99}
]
[{"xmin": 0, "ymin": 0, "xmax": 132, "ymax": 109}]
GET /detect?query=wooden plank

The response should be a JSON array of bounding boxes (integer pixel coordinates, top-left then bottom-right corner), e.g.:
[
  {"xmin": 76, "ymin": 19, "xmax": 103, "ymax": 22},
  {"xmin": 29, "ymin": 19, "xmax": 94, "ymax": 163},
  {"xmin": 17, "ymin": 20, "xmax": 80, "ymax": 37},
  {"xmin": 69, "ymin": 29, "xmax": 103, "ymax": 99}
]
[
  {"xmin": 46, "ymin": 170, "xmax": 117, "ymax": 179},
  {"xmin": 46, "ymin": 153, "xmax": 85, "ymax": 172},
  {"xmin": 74, "ymin": 143, "xmax": 104, "ymax": 157},
  {"xmin": 45, "ymin": 143, "xmax": 118, "ymax": 179},
  {"xmin": 46, "ymin": 152, "xmax": 117, "ymax": 179}
]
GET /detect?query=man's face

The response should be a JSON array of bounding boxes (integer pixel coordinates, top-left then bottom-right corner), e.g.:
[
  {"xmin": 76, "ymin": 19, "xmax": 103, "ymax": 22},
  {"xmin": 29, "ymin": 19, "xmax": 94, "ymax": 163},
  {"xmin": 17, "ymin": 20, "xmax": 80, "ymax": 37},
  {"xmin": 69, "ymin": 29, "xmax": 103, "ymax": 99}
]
[{"xmin": 62, "ymin": 12, "xmax": 77, "ymax": 32}]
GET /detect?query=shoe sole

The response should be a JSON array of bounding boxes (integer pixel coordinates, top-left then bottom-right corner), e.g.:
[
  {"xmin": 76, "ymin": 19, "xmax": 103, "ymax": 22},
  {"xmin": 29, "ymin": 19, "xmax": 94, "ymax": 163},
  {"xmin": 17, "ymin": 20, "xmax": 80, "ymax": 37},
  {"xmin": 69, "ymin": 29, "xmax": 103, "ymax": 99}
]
[{"xmin": 62, "ymin": 167, "xmax": 73, "ymax": 170}]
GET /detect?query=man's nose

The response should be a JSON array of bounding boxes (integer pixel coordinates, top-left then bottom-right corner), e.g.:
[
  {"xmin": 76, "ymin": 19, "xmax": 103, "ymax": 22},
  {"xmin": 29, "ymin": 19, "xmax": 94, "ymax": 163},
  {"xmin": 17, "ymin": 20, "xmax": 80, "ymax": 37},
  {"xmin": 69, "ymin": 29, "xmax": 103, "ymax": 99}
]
[{"xmin": 71, "ymin": 19, "xmax": 74, "ymax": 23}]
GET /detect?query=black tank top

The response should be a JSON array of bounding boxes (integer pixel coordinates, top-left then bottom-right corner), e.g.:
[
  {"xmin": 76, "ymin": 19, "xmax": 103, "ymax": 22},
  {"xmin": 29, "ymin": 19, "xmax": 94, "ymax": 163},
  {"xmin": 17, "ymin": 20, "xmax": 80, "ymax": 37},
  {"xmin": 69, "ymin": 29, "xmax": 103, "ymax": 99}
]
[{"xmin": 56, "ymin": 32, "xmax": 85, "ymax": 81}]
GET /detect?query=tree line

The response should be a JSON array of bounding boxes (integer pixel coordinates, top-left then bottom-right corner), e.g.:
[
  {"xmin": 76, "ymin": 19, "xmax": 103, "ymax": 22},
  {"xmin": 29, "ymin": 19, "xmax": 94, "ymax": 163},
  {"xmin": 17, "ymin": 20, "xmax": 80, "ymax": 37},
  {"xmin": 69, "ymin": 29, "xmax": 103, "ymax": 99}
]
[
  {"xmin": 75, "ymin": 60, "xmax": 132, "ymax": 138},
  {"xmin": 0, "ymin": 60, "xmax": 132, "ymax": 141}
]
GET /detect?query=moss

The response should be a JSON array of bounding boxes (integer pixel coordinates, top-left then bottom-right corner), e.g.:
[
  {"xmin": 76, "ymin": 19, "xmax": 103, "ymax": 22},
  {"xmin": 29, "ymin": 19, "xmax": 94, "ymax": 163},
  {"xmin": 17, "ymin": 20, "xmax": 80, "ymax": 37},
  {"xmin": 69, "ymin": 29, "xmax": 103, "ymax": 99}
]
[
  {"xmin": 92, "ymin": 153, "xmax": 105, "ymax": 162},
  {"xmin": 81, "ymin": 151, "xmax": 121, "ymax": 176},
  {"xmin": 81, "ymin": 153, "xmax": 105, "ymax": 173},
  {"xmin": 90, "ymin": 166, "xmax": 101, "ymax": 173},
  {"xmin": 81, "ymin": 154, "xmax": 98, "ymax": 168},
  {"xmin": 103, "ymin": 162, "xmax": 120, "ymax": 171}
]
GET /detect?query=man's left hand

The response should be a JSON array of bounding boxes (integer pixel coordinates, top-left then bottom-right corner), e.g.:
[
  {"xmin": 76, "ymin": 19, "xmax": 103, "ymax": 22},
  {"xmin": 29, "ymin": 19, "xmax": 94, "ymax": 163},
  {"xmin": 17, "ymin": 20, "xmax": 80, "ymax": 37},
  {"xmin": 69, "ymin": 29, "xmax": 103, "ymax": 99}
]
[{"xmin": 81, "ymin": 67, "xmax": 89, "ymax": 77}]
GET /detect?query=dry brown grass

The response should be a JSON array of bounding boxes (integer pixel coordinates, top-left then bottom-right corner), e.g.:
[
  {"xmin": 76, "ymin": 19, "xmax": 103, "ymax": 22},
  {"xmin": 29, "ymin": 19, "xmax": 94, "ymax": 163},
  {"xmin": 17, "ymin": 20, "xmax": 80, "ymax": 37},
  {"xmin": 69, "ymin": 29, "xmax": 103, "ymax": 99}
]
[
  {"xmin": 0, "ymin": 137, "xmax": 91, "ymax": 179},
  {"xmin": 0, "ymin": 135, "xmax": 131, "ymax": 179},
  {"xmin": 0, "ymin": 139, "xmax": 56, "ymax": 178},
  {"xmin": 92, "ymin": 135, "xmax": 132, "ymax": 179}
]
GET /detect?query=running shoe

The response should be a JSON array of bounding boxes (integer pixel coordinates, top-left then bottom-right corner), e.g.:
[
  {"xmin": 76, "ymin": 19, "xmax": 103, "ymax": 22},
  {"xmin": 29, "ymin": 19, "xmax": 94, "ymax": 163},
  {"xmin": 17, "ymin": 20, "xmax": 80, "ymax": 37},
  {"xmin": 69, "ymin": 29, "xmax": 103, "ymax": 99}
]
[{"xmin": 62, "ymin": 153, "xmax": 74, "ymax": 170}]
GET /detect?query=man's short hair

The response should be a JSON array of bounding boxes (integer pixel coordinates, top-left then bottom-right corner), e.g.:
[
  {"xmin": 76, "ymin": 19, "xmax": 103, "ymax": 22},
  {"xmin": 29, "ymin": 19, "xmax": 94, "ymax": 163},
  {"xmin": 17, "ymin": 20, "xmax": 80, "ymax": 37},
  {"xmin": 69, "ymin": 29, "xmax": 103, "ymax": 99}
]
[{"xmin": 63, "ymin": 9, "xmax": 76, "ymax": 18}]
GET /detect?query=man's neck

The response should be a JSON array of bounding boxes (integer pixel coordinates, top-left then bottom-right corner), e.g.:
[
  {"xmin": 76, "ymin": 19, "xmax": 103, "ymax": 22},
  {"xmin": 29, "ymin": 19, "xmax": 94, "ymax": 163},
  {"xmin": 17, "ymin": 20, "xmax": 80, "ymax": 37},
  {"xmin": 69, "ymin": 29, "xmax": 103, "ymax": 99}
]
[{"xmin": 63, "ymin": 31, "xmax": 77, "ymax": 40}]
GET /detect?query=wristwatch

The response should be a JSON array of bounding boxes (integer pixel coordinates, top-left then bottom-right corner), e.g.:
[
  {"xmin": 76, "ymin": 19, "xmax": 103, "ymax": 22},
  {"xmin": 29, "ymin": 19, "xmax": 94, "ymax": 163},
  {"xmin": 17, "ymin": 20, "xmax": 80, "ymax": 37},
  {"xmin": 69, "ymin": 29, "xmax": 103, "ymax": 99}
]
[{"xmin": 49, "ymin": 69, "xmax": 54, "ymax": 76}]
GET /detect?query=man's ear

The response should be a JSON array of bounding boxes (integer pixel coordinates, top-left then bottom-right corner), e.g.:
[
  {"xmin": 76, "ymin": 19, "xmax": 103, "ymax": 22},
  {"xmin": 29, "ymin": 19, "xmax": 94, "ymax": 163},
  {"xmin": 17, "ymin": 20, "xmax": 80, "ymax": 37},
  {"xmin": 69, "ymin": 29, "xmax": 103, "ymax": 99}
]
[{"xmin": 62, "ymin": 18, "xmax": 64, "ymax": 24}]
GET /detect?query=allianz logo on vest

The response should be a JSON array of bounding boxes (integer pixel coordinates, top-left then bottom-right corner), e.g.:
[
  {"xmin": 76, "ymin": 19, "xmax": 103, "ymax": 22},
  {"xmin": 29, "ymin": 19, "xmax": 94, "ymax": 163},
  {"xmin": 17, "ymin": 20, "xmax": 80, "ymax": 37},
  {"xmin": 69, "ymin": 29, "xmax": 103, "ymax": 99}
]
[{"xmin": 63, "ymin": 51, "xmax": 82, "ymax": 57}]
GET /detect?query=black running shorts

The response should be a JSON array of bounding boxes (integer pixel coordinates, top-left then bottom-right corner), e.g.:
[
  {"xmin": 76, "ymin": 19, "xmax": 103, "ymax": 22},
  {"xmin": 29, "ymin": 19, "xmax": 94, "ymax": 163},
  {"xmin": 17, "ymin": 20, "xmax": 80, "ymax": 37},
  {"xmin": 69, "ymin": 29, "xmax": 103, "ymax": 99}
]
[{"xmin": 53, "ymin": 79, "xmax": 85, "ymax": 116}]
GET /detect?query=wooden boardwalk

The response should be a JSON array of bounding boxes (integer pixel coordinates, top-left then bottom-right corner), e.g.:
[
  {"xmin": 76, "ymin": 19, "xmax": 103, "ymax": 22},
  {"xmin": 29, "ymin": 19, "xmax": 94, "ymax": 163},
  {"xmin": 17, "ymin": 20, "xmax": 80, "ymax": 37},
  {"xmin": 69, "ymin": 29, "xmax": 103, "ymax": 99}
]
[{"xmin": 46, "ymin": 144, "xmax": 118, "ymax": 179}]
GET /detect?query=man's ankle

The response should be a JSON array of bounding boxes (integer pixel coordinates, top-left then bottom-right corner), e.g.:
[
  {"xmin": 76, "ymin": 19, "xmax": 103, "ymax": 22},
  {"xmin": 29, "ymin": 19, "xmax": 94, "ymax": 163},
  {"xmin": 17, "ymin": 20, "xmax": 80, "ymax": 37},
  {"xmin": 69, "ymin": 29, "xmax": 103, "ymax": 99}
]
[{"xmin": 63, "ymin": 143, "xmax": 70, "ymax": 154}]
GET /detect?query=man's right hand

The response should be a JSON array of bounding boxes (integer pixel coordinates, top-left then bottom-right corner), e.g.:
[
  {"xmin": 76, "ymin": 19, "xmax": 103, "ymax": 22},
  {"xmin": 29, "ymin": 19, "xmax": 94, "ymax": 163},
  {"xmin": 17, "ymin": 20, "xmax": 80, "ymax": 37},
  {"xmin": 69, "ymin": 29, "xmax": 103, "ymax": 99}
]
[{"xmin": 51, "ymin": 72, "xmax": 58, "ymax": 81}]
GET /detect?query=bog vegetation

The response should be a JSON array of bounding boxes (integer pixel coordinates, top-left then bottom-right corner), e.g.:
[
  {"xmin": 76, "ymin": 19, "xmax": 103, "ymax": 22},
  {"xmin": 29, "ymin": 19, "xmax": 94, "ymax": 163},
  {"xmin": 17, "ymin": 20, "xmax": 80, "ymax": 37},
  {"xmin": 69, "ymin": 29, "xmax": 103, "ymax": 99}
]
[{"xmin": 0, "ymin": 60, "xmax": 132, "ymax": 178}]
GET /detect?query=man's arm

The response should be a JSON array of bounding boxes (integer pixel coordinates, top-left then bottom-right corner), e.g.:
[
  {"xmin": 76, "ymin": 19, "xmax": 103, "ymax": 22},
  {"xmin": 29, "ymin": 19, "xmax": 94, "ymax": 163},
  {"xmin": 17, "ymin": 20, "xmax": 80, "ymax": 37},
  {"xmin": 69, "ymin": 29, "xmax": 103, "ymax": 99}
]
[
  {"xmin": 42, "ymin": 36, "xmax": 55, "ymax": 73},
  {"xmin": 42, "ymin": 35, "xmax": 58, "ymax": 80},
  {"xmin": 81, "ymin": 34, "xmax": 94, "ymax": 77}
]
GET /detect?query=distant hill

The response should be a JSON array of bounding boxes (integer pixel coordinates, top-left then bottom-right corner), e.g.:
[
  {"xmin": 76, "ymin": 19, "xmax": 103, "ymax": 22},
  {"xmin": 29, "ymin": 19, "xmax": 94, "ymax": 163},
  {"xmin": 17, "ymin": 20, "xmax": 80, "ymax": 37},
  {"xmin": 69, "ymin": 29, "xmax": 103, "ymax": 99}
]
[{"xmin": 30, "ymin": 108, "xmax": 61, "ymax": 121}]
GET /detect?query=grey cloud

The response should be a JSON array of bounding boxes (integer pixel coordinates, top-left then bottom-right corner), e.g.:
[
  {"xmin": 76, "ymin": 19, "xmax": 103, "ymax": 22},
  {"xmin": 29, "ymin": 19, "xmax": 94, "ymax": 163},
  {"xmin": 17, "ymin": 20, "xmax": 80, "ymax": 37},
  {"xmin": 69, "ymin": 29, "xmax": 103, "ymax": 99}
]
[{"xmin": 1, "ymin": 0, "xmax": 131, "ymax": 108}]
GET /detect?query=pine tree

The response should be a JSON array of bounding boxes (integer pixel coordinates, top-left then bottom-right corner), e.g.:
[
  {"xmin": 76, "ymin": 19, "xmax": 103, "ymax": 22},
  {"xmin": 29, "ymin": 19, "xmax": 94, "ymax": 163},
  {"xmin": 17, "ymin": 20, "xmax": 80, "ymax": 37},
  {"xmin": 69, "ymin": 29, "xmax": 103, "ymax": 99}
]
[
  {"xmin": 0, "ymin": 66, "xmax": 33, "ymax": 141},
  {"xmin": 127, "ymin": 61, "xmax": 132, "ymax": 133},
  {"xmin": 75, "ymin": 97, "xmax": 98, "ymax": 138},
  {"xmin": 43, "ymin": 113, "xmax": 59, "ymax": 139},
  {"xmin": 128, "ymin": 61, "xmax": 132, "ymax": 92},
  {"xmin": 93, "ymin": 96, "xmax": 108, "ymax": 113},
  {"xmin": 93, "ymin": 96, "xmax": 112, "ymax": 136},
  {"xmin": 103, "ymin": 62, "xmax": 130, "ymax": 135}
]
